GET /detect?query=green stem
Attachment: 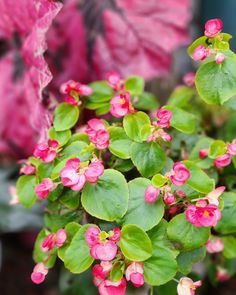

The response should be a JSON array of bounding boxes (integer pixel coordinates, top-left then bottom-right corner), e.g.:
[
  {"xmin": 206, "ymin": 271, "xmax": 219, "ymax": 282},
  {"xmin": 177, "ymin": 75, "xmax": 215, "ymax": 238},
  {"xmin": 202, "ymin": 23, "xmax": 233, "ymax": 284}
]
[{"xmin": 149, "ymin": 286, "xmax": 153, "ymax": 295}]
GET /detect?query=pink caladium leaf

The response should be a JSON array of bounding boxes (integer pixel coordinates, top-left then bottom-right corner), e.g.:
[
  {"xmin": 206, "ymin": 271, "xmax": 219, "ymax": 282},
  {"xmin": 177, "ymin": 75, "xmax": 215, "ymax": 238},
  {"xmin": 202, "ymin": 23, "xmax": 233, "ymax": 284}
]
[
  {"xmin": 0, "ymin": 0, "xmax": 62, "ymax": 157},
  {"xmin": 92, "ymin": 0, "xmax": 191, "ymax": 80}
]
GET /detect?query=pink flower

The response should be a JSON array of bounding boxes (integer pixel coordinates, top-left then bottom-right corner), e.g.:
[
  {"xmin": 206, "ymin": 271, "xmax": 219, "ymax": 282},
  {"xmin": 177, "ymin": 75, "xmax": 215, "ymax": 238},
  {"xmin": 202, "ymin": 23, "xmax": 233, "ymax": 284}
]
[
  {"xmin": 98, "ymin": 278, "xmax": 126, "ymax": 295},
  {"xmin": 60, "ymin": 158, "xmax": 86, "ymax": 191},
  {"xmin": 147, "ymin": 129, "xmax": 172, "ymax": 143},
  {"xmin": 192, "ymin": 45, "xmax": 208, "ymax": 61},
  {"xmin": 33, "ymin": 140, "xmax": 59, "ymax": 163},
  {"xmin": 170, "ymin": 162, "xmax": 190, "ymax": 187},
  {"xmin": 144, "ymin": 185, "xmax": 160, "ymax": 204},
  {"xmin": 186, "ymin": 203, "xmax": 221, "ymax": 227},
  {"xmin": 216, "ymin": 268, "xmax": 229, "ymax": 282},
  {"xmin": 41, "ymin": 233, "xmax": 55, "ymax": 252},
  {"xmin": 64, "ymin": 95, "xmax": 78, "ymax": 105},
  {"xmin": 20, "ymin": 165, "xmax": 36, "ymax": 175},
  {"xmin": 183, "ymin": 72, "xmax": 195, "ymax": 87},
  {"xmin": 206, "ymin": 237, "xmax": 224, "ymax": 253},
  {"xmin": 206, "ymin": 186, "xmax": 225, "ymax": 206},
  {"xmin": 85, "ymin": 160, "xmax": 105, "ymax": 183},
  {"xmin": 86, "ymin": 119, "xmax": 110, "ymax": 150},
  {"xmin": 35, "ymin": 178, "xmax": 56, "ymax": 199},
  {"xmin": 107, "ymin": 72, "xmax": 124, "ymax": 91},
  {"xmin": 9, "ymin": 186, "xmax": 20, "ymax": 205},
  {"xmin": 227, "ymin": 141, "xmax": 236, "ymax": 156},
  {"xmin": 204, "ymin": 19, "xmax": 223, "ymax": 38},
  {"xmin": 164, "ymin": 192, "xmax": 176, "ymax": 205},
  {"xmin": 177, "ymin": 277, "xmax": 202, "ymax": 295},
  {"xmin": 109, "ymin": 227, "xmax": 121, "ymax": 242},
  {"xmin": 215, "ymin": 53, "xmax": 225, "ymax": 64},
  {"xmin": 214, "ymin": 153, "xmax": 231, "ymax": 168},
  {"xmin": 60, "ymin": 80, "xmax": 93, "ymax": 96},
  {"xmin": 31, "ymin": 263, "xmax": 48, "ymax": 285},
  {"xmin": 90, "ymin": 241, "xmax": 118, "ymax": 261},
  {"xmin": 156, "ymin": 107, "xmax": 172, "ymax": 128},
  {"xmin": 176, "ymin": 190, "xmax": 186, "ymax": 198},
  {"xmin": 110, "ymin": 93, "xmax": 132, "ymax": 118},
  {"xmin": 55, "ymin": 229, "xmax": 67, "ymax": 247},
  {"xmin": 85, "ymin": 226, "xmax": 101, "ymax": 247},
  {"xmin": 125, "ymin": 262, "xmax": 144, "ymax": 288},
  {"xmin": 199, "ymin": 148, "xmax": 209, "ymax": 159},
  {"xmin": 92, "ymin": 262, "xmax": 113, "ymax": 286}
]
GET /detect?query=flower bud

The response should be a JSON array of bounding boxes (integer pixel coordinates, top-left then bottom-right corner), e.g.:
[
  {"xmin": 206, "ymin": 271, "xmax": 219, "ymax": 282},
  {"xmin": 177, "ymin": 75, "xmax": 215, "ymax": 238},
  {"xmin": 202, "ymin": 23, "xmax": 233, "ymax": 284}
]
[
  {"xmin": 192, "ymin": 45, "xmax": 208, "ymax": 61},
  {"xmin": 164, "ymin": 192, "xmax": 176, "ymax": 205},
  {"xmin": 144, "ymin": 185, "xmax": 160, "ymax": 204},
  {"xmin": 215, "ymin": 52, "xmax": 225, "ymax": 64},
  {"xmin": 125, "ymin": 262, "xmax": 144, "ymax": 288},
  {"xmin": 204, "ymin": 18, "xmax": 223, "ymax": 38},
  {"xmin": 156, "ymin": 107, "xmax": 172, "ymax": 128},
  {"xmin": 199, "ymin": 148, "xmax": 209, "ymax": 159},
  {"xmin": 55, "ymin": 229, "xmax": 67, "ymax": 247},
  {"xmin": 214, "ymin": 153, "xmax": 231, "ymax": 168}
]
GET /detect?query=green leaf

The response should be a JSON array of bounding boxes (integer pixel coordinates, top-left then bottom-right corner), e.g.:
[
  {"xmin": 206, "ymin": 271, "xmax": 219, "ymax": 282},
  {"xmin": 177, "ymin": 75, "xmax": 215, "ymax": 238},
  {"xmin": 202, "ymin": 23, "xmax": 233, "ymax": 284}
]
[
  {"xmin": 152, "ymin": 174, "xmax": 168, "ymax": 188},
  {"xmin": 33, "ymin": 229, "xmax": 57, "ymax": 268},
  {"xmin": 113, "ymin": 158, "xmax": 134, "ymax": 172},
  {"xmin": 58, "ymin": 222, "xmax": 81, "ymax": 262},
  {"xmin": 119, "ymin": 224, "xmax": 153, "ymax": 261},
  {"xmin": 44, "ymin": 211, "xmax": 81, "ymax": 232},
  {"xmin": 177, "ymin": 247, "xmax": 206, "ymax": 274},
  {"xmin": 133, "ymin": 92, "xmax": 159, "ymax": 110},
  {"xmin": 165, "ymin": 106, "xmax": 196, "ymax": 134},
  {"xmin": 144, "ymin": 246, "xmax": 177, "ymax": 286},
  {"xmin": 122, "ymin": 178, "xmax": 164, "ymax": 231},
  {"xmin": 124, "ymin": 75, "xmax": 144, "ymax": 96},
  {"xmin": 48, "ymin": 127, "xmax": 71, "ymax": 147},
  {"xmin": 64, "ymin": 224, "xmax": 94, "ymax": 273},
  {"xmin": 144, "ymin": 221, "xmax": 178, "ymax": 285},
  {"xmin": 16, "ymin": 175, "xmax": 37, "ymax": 208},
  {"xmin": 37, "ymin": 163, "xmax": 54, "ymax": 181},
  {"xmin": 123, "ymin": 111, "xmax": 151, "ymax": 142},
  {"xmin": 167, "ymin": 213, "xmax": 210, "ymax": 251},
  {"xmin": 81, "ymin": 169, "xmax": 129, "ymax": 221},
  {"xmin": 62, "ymin": 141, "xmax": 91, "ymax": 161},
  {"xmin": 195, "ymin": 51, "xmax": 236, "ymax": 105},
  {"xmin": 183, "ymin": 160, "xmax": 215, "ymax": 193},
  {"xmin": 168, "ymin": 86, "xmax": 194, "ymax": 107},
  {"xmin": 209, "ymin": 140, "xmax": 227, "ymax": 159},
  {"xmin": 215, "ymin": 192, "xmax": 236, "ymax": 234},
  {"xmin": 108, "ymin": 127, "xmax": 133, "ymax": 159},
  {"xmin": 54, "ymin": 103, "xmax": 79, "ymax": 131},
  {"xmin": 222, "ymin": 236, "xmax": 236, "ymax": 259},
  {"xmin": 87, "ymin": 81, "xmax": 114, "ymax": 103},
  {"xmin": 60, "ymin": 189, "xmax": 80, "ymax": 209},
  {"xmin": 131, "ymin": 142, "xmax": 166, "ymax": 178}
]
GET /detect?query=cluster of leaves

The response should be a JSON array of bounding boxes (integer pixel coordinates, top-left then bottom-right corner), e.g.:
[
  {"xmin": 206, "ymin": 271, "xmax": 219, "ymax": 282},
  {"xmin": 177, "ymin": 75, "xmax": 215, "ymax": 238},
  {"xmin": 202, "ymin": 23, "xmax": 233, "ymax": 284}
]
[{"xmin": 15, "ymin": 21, "xmax": 236, "ymax": 294}]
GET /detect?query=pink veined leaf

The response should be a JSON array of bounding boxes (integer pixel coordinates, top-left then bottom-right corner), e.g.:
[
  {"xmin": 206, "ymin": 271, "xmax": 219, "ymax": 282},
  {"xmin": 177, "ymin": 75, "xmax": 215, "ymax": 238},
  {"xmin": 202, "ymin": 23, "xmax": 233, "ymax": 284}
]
[
  {"xmin": 92, "ymin": 0, "xmax": 191, "ymax": 80},
  {"xmin": 0, "ymin": 0, "xmax": 62, "ymax": 157},
  {"xmin": 46, "ymin": 0, "xmax": 89, "ymax": 89}
]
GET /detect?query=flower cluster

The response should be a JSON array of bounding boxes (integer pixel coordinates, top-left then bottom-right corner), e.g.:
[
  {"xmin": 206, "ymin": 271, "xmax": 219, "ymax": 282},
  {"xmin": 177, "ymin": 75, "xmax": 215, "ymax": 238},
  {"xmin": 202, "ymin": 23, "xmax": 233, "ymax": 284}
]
[
  {"xmin": 60, "ymin": 157, "xmax": 104, "ymax": 191},
  {"xmin": 147, "ymin": 107, "xmax": 173, "ymax": 143},
  {"xmin": 192, "ymin": 18, "xmax": 225, "ymax": 64},
  {"xmin": 33, "ymin": 140, "xmax": 59, "ymax": 163},
  {"xmin": 86, "ymin": 119, "xmax": 110, "ymax": 150},
  {"xmin": 31, "ymin": 229, "xmax": 67, "ymax": 284}
]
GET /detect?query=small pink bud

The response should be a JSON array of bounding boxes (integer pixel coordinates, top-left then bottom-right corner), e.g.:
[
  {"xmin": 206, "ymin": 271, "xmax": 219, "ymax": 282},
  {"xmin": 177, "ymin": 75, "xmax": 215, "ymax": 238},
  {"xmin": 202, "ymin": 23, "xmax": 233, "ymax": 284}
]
[
  {"xmin": 110, "ymin": 93, "xmax": 132, "ymax": 118},
  {"xmin": 214, "ymin": 153, "xmax": 231, "ymax": 168},
  {"xmin": 227, "ymin": 141, "xmax": 236, "ymax": 156},
  {"xmin": 156, "ymin": 107, "xmax": 172, "ymax": 128},
  {"xmin": 176, "ymin": 190, "xmax": 186, "ymax": 198},
  {"xmin": 215, "ymin": 52, "xmax": 225, "ymax": 64},
  {"xmin": 85, "ymin": 226, "xmax": 101, "ymax": 247},
  {"xmin": 126, "ymin": 262, "xmax": 144, "ymax": 288},
  {"xmin": 35, "ymin": 178, "xmax": 56, "ymax": 199},
  {"xmin": 64, "ymin": 95, "xmax": 78, "ymax": 105},
  {"xmin": 55, "ymin": 229, "xmax": 67, "ymax": 247},
  {"xmin": 109, "ymin": 227, "xmax": 121, "ymax": 242},
  {"xmin": 20, "ymin": 165, "xmax": 36, "ymax": 175},
  {"xmin": 177, "ymin": 277, "xmax": 202, "ymax": 295},
  {"xmin": 199, "ymin": 148, "xmax": 209, "ymax": 159},
  {"xmin": 216, "ymin": 268, "xmax": 229, "ymax": 282},
  {"xmin": 144, "ymin": 185, "xmax": 160, "ymax": 204},
  {"xmin": 41, "ymin": 233, "xmax": 55, "ymax": 252},
  {"xmin": 183, "ymin": 72, "xmax": 195, "ymax": 87},
  {"xmin": 170, "ymin": 162, "xmax": 190, "ymax": 187},
  {"xmin": 31, "ymin": 263, "xmax": 48, "ymax": 284},
  {"xmin": 204, "ymin": 18, "xmax": 223, "ymax": 38},
  {"xmin": 164, "ymin": 192, "xmax": 176, "ymax": 205},
  {"xmin": 206, "ymin": 237, "xmax": 224, "ymax": 253},
  {"xmin": 192, "ymin": 45, "xmax": 208, "ymax": 61}
]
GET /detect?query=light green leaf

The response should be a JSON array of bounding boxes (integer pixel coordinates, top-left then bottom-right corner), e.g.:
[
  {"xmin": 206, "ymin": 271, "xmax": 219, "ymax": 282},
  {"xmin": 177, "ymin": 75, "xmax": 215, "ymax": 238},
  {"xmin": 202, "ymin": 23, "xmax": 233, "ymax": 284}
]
[
  {"xmin": 108, "ymin": 127, "xmax": 133, "ymax": 159},
  {"xmin": 16, "ymin": 175, "xmax": 37, "ymax": 208},
  {"xmin": 54, "ymin": 103, "xmax": 79, "ymax": 131},
  {"xmin": 124, "ymin": 75, "xmax": 144, "ymax": 96}
]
